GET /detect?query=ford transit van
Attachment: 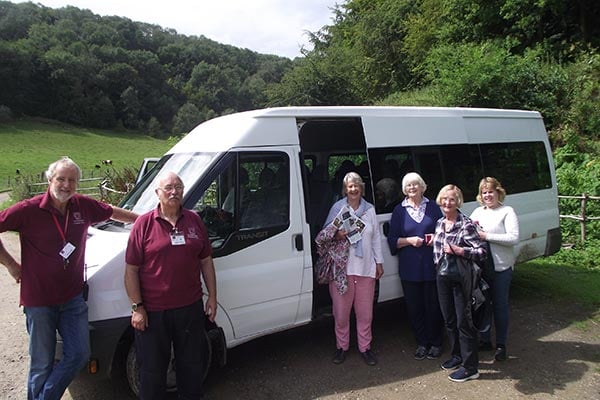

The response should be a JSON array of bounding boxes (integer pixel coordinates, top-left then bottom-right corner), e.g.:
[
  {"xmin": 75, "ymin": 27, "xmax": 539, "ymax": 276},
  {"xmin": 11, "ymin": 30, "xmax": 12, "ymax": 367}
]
[{"xmin": 75, "ymin": 106, "xmax": 561, "ymax": 394}]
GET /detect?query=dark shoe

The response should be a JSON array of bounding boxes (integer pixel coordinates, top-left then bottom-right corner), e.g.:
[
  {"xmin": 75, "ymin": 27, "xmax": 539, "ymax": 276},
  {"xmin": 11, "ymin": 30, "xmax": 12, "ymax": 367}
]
[
  {"xmin": 332, "ymin": 348, "xmax": 346, "ymax": 364},
  {"xmin": 427, "ymin": 345, "xmax": 442, "ymax": 360},
  {"xmin": 448, "ymin": 366, "xmax": 479, "ymax": 382},
  {"xmin": 494, "ymin": 345, "xmax": 507, "ymax": 361},
  {"xmin": 441, "ymin": 355, "xmax": 462, "ymax": 370},
  {"xmin": 360, "ymin": 349, "xmax": 378, "ymax": 366},
  {"xmin": 414, "ymin": 345, "xmax": 428, "ymax": 360},
  {"xmin": 479, "ymin": 341, "xmax": 493, "ymax": 351}
]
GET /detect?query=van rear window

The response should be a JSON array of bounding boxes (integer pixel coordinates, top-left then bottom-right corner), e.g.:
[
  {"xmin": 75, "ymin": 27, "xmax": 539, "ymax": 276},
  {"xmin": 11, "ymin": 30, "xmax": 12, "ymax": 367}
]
[{"xmin": 369, "ymin": 141, "xmax": 552, "ymax": 212}]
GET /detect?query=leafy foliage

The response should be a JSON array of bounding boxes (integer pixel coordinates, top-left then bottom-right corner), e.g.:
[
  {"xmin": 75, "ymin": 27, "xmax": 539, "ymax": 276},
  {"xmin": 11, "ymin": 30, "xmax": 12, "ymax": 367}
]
[
  {"xmin": 421, "ymin": 42, "xmax": 570, "ymax": 127},
  {"xmin": 98, "ymin": 165, "xmax": 139, "ymax": 205},
  {"xmin": 554, "ymin": 144, "xmax": 600, "ymax": 242},
  {"xmin": 546, "ymin": 239, "xmax": 600, "ymax": 272}
]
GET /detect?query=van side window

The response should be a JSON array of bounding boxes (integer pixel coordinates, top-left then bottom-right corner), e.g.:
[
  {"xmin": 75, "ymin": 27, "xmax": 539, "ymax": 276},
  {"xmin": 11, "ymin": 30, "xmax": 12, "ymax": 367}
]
[
  {"xmin": 480, "ymin": 142, "xmax": 552, "ymax": 193},
  {"xmin": 370, "ymin": 149, "xmax": 418, "ymax": 213},
  {"xmin": 193, "ymin": 152, "xmax": 290, "ymax": 249},
  {"xmin": 240, "ymin": 154, "xmax": 290, "ymax": 230},
  {"xmin": 194, "ymin": 161, "xmax": 237, "ymax": 248},
  {"xmin": 328, "ymin": 154, "xmax": 372, "ymax": 202},
  {"xmin": 369, "ymin": 141, "xmax": 552, "ymax": 213}
]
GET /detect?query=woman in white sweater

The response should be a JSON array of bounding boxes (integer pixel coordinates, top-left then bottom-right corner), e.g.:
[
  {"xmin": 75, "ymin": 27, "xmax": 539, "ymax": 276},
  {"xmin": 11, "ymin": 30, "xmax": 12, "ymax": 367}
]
[{"xmin": 470, "ymin": 177, "xmax": 519, "ymax": 362}]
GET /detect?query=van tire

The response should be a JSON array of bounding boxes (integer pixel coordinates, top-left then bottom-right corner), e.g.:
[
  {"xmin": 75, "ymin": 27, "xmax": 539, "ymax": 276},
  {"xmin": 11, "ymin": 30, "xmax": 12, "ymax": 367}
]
[
  {"xmin": 125, "ymin": 344, "xmax": 178, "ymax": 396},
  {"xmin": 125, "ymin": 330, "xmax": 212, "ymax": 397}
]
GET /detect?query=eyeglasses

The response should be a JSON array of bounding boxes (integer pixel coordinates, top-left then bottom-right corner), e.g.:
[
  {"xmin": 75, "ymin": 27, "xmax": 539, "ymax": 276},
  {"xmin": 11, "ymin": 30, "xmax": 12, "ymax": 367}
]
[{"xmin": 159, "ymin": 185, "xmax": 184, "ymax": 192}]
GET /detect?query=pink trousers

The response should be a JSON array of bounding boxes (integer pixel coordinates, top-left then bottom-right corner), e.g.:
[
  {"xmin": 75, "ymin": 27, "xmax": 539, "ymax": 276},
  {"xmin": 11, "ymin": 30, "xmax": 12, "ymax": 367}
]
[{"xmin": 329, "ymin": 275, "xmax": 376, "ymax": 353}]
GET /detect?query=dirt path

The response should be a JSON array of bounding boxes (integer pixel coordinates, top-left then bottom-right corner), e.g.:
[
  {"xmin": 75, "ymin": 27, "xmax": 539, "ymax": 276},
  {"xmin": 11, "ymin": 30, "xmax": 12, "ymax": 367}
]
[{"xmin": 0, "ymin": 230, "xmax": 599, "ymax": 399}]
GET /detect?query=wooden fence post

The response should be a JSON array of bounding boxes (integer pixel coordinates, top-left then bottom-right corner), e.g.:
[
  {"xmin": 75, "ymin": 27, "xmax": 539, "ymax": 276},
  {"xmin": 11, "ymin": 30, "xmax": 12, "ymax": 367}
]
[{"xmin": 580, "ymin": 192, "xmax": 587, "ymax": 243}]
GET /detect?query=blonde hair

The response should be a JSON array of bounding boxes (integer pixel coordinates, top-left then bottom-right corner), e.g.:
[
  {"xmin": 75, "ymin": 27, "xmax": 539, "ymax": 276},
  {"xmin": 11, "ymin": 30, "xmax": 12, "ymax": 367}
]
[
  {"xmin": 476, "ymin": 177, "xmax": 506, "ymax": 205},
  {"xmin": 401, "ymin": 172, "xmax": 427, "ymax": 195},
  {"xmin": 342, "ymin": 172, "xmax": 365, "ymax": 195},
  {"xmin": 436, "ymin": 184, "xmax": 464, "ymax": 208}
]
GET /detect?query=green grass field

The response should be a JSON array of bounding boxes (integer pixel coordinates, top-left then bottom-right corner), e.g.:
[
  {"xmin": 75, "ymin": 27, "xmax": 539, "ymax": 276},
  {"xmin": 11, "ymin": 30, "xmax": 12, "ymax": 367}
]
[
  {"xmin": 0, "ymin": 119, "xmax": 172, "ymax": 191},
  {"xmin": 512, "ymin": 243, "xmax": 600, "ymax": 326}
]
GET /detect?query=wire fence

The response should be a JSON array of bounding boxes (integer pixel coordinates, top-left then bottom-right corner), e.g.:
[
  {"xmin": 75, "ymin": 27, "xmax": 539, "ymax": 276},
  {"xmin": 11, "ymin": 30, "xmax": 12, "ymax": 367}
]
[
  {"xmin": 1, "ymin": 169, "xmax": 108, "ymax": 191},
  {"xmin": 27, "ymin": 177, "xmax": 104, "ymax": 198}
]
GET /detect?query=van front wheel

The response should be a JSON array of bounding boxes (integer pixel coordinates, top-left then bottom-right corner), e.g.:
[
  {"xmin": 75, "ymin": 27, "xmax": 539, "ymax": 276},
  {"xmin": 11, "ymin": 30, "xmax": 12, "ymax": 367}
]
[{"xmin": 125, "ymin": 344, "xmax": 178, "ymax": 396}]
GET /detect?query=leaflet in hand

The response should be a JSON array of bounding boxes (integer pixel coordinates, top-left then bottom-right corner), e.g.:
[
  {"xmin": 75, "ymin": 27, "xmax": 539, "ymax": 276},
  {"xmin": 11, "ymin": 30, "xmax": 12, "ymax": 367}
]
[{"xmin": 332, "ymin": 206, "xmax": 366, "ymax": 244}]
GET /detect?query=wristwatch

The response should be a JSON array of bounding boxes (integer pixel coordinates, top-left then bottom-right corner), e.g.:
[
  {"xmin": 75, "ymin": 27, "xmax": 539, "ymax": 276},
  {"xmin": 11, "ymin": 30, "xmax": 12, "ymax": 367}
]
[{"xmin": 131, "ymin": 302, "xmax": 144, "ymax": 312}]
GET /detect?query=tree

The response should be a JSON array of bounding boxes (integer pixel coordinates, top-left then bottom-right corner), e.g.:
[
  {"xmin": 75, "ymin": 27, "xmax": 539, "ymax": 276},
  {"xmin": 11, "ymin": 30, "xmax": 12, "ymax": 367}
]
[{"xmin": 172, "ymin": 103, "xmax": 202, "ymax": 135}]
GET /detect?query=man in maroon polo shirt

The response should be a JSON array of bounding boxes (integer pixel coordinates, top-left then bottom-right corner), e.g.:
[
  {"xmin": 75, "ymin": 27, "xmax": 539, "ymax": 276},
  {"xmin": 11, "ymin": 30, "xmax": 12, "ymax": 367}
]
[
  {"xmin": 0, "ymin": 156, "xmax": 138, "ymax": 400},
  {"xmin": 125, "ymin": 171, "xmax": 217, "ymax": 400}
]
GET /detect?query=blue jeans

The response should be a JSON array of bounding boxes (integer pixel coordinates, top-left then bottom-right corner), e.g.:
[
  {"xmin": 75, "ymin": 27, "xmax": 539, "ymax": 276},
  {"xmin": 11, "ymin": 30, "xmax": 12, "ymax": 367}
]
[
  {"xmin": 25, "ymin": 293, "xmax": 90, "ymax": 400},
  {"xmin": 480, "ymin": 268, "xmax": 513, "ymax": 346}
]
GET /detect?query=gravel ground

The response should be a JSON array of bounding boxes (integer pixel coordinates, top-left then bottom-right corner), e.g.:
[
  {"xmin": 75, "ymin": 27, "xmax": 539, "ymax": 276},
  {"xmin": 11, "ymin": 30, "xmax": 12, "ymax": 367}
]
[{"xmin": 0, "ymin": 228, "xmax": 599, "ymax": 399}]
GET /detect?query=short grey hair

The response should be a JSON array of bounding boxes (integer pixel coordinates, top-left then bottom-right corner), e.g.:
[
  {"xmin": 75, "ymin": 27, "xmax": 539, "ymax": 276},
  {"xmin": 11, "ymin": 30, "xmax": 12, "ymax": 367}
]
[
  {"xmin": 342, "ymin": 171, "xmax": 365, "ymax": 195},
  {"xmin": 401, "ymin": 172, "xmax": 427, "ymax": 195},
  {"xmin": 45, "ymin": 156, "xmax": 81, "ymax": 181}
]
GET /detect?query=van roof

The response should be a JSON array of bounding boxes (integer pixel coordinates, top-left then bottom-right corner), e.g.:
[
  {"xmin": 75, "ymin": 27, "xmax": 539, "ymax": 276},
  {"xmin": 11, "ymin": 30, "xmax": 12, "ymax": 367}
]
[
  {"xmin": 167, "ymin": 106, "xmax": 542, "ymax": 154},
  {"xmin": 237, "ymin": 106, "xmax": 541, "ymax": 119}
]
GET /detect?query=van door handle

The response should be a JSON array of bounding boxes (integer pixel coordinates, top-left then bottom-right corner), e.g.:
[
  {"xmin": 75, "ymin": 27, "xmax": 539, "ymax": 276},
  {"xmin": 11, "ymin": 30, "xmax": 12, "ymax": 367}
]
[{"xmin": 294, "ymin": 234, "xmax": 303, "ymax": 251}]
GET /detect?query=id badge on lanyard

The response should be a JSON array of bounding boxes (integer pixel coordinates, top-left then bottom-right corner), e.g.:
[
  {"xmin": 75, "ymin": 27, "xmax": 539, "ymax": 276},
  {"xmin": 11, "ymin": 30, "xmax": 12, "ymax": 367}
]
[
  {"xmin": 52, "ymin": 210, "xmax": 76, "ymax": 268},
  {"xmin": 170, "ymin": 228, "xmax": 186, "ymax": 246}
]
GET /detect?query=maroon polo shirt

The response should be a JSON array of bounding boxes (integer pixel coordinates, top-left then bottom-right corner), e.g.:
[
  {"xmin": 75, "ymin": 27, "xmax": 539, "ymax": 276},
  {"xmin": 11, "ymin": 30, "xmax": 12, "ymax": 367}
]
[
  {"xmin": 125, "ymin": 207, "xmax": 212, "ymax": 312},
  {"xmin": 0, "ymin": 191, "xmax": 113, "ymax": 307}
]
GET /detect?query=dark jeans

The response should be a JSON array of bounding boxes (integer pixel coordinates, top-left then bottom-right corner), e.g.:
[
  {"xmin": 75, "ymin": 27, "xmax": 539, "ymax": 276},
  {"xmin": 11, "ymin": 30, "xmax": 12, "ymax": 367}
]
[
  {"xmin": 437, "ymin": 276, "xmax": 479, "ymax": 372},
  {"xmin": 480, "ymin": 268, "xmax": 513, "ymax": 346},
  {"xmin": 135, "ymin": 300, "xmax": 208, "ymax": 400},
  {"xmin": 401, "ymin": 280, "xmax": 444, "ymax": 348}
]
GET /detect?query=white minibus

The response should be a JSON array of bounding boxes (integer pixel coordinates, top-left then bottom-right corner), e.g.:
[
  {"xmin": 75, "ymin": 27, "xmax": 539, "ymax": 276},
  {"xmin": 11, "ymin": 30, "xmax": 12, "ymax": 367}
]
[{"xmin": 73, "ymin": 106, "xmax": 561, "ymax": 394}]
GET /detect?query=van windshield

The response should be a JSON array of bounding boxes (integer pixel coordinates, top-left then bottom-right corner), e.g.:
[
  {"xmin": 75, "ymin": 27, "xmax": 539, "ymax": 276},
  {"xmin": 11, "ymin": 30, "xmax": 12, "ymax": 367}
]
[{"xmin": 121, "ymin": 152, "xmax": 218, "ymax": 214}]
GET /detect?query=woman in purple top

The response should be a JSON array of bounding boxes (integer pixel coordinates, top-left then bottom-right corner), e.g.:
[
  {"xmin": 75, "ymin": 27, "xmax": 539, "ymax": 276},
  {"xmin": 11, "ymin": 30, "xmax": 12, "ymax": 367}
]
[{"xmin": 387, "ymin": 172, "xmax": 444, "ymax": 361}]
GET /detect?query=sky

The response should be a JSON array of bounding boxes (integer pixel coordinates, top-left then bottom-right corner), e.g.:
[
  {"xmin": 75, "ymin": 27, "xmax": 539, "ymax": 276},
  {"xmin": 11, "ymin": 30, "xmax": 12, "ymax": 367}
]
[{"xmin": 11, "ymin": 0, "xmax": 342, "ymax": 59}]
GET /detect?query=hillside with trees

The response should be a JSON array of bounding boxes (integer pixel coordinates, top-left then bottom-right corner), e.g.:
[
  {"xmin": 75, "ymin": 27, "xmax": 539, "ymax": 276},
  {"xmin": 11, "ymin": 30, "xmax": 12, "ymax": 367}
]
[{"xmin": 0, "ymin": 0, "xmax": 292, "ymax": 135}]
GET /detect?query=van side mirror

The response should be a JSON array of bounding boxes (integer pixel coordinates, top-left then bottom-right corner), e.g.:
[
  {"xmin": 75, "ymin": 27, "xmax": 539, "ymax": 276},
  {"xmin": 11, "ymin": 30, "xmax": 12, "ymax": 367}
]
[{"xmin": 382, "ymin": 221, "xmax": 390, "ymax": 237}]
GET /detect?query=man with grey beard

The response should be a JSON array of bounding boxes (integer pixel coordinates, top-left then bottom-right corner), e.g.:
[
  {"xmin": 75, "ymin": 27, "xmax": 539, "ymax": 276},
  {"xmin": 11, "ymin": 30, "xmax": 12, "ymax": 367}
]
[{"xmin": 0, "ymin": 156, "xmax": 137, "ymax": 400}]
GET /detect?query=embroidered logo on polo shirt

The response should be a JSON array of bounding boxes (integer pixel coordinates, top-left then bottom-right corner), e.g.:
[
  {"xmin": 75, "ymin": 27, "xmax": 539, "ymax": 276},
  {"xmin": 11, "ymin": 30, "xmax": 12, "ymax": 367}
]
[
  {"xmin": 73, "ymin": 212, "xmax": 85, "ymax": 225},
  {"xmin": 187, "ymin": 227, "xmax": 199, "ymax": 239}
]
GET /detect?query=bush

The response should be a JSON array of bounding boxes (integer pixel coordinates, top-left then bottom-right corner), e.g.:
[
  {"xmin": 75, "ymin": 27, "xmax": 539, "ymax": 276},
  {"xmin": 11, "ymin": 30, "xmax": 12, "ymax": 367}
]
[
  {"xmin": 564, "ymin": 52, "xmax": 600, "ymax": 139},
  {"xmin": 98, "ymin": 166, "xmax": 138, "ymax": 205},
  {"xmin": 554, "ymin": 142, "xmax": 600, "ymax": 242},
  {"xmin": 172, "ymin": 103, "xmax": 203, "ymax": 135},
  {"xmin": 546, "ymin": 239, "xmax": 600, "ymax": 272},
  {"xmin": 0, "ymin": 105, "xmax": 13, "ymax": 122},
  {"xmin": 423, "ymin": 41, "xmax": 569, "ymax": 128},
  {"xmin": 9, "ymin": 174, "xmax": 44, "ymax": 202},
  {"xmin": 378, "ymin": 86, "xmax": 446, "ymax": 107}
]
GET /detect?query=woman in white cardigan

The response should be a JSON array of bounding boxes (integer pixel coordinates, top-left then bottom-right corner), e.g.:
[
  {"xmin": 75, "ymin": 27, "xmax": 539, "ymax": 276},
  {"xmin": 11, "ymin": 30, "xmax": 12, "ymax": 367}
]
[{"xmin": 470, "ymin": 177, "xmax": 519, "ymax": 362}]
